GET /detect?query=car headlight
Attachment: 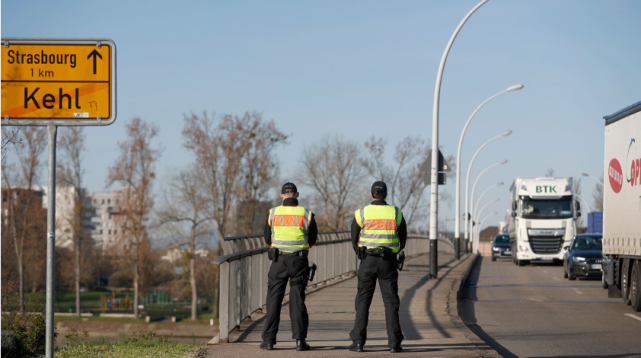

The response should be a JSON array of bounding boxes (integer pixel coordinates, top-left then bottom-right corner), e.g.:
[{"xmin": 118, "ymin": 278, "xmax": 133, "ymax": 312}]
[
  {"xmin": 492, "ymin": 247, "xmax": 500, "ymax": 251},
  {"xmin": 572, "ymin": 257, "xmax": 586, "ymax": 263}
]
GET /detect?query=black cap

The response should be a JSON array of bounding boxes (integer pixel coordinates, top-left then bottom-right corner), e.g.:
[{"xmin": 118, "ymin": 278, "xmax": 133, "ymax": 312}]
[
  {"xmin": 371, "ymin": 181, "xmax": 387, "ymax": 196},
  {"xmin": 282, "ymin": 182, "xmax": 298, "ymax": 194}
]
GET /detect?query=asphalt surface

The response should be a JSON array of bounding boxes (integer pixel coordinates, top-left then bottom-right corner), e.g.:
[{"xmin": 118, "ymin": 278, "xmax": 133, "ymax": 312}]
[{"xmin": 460, "ymin": 256, "xmax": 641, "ymax": 358}]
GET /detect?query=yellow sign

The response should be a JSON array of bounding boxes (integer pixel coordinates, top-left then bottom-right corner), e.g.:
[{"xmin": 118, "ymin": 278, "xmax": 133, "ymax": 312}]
[{"xmin": 1, "ymin": 39, "xmax": 116, "ymax": 125}]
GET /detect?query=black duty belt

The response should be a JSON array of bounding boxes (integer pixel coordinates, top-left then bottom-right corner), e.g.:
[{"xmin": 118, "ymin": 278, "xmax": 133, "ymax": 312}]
[{"xmin": 280, "ymin": 251, "xmax": 309, "ymax": 257}]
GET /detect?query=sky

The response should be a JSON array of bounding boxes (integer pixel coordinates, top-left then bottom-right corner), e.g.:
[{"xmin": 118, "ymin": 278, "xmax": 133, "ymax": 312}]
[{"xmin": 2, "ymin": 0, "xmax": 640, "ymax": 234}]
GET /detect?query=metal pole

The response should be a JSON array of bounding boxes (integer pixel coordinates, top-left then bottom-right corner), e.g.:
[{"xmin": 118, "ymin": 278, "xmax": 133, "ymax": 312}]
[
  {"xmin": 474, "ymin": 198, "xmax": 499, "ymax": 252},
  {"xmin": 455, "ymin": 85, "xmax": 522, "ymax": 260},
  {"xmin": 469, "ymin": 160, "xmax": 506, "ymax": 250},
  {"xmin": 575, "ymin": 194, "xmax": 592, "ymax": 213},
  {"xmin": 582, "ymin": 173, "xmax": 604, "ymax": 188},
  {"xmin": 465, "ymin": 132, "xmax": 510, "ymax": 253},
  {"xmin": 430, "ymin": 0, "xmax": 488, "ymax": 278},
  {"xmin": 45, "ymin": 124, "xmax": 57, "ymax": 358},
  {"xmin": 473, "ymin": 183, "xmax": 503, "ymax": 225}
]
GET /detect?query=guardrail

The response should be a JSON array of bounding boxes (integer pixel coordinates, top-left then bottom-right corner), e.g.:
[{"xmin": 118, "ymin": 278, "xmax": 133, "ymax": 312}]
[{"xmin": 212, "ymin": 230, "xmax": 450, "ymax": 342}]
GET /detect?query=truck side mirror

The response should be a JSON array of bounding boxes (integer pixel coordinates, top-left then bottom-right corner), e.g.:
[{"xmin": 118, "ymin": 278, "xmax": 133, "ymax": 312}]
[
  {"xmin": 577, "ymin": 212, "xmax": 581, "ymax": 218},
  {"xmin": 511, "ymin": 211, "xmax": 517, "ymax": 217},
  {"xmin": 512, "ymin": 201, "xmax": 517, "ymax": 211},
  {"xmin": 575, "ymin": 201, "xmax": 581, "ymax": 211}
]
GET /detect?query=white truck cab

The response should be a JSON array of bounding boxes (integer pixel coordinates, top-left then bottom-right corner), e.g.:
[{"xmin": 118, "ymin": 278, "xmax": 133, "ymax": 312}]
[{"xmin": 508, "ymin": 177, "xmax": 578, "ymax": 266}]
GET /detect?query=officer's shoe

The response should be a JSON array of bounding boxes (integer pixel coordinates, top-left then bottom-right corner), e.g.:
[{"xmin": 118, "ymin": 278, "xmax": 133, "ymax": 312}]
[
  {"xmin": 296, "ymin": 339, "xmax": 310, "ymax": 351},
  {"xmin": 260, "ymin": 340, "xmax": 274, "ymax": 350},
  {"xmin": 348, "ymin": 342, "xmax": 364, "ymax": 352},
  {"xmin": 390, "ymin": 345, "xmax": 403, "ymax": 353}
]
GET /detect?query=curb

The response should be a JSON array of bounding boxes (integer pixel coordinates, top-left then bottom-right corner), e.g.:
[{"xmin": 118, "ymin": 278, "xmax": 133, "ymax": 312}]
[{"xmin": 448, "ymin": 254, "xmax": 502, "ymax": 358}]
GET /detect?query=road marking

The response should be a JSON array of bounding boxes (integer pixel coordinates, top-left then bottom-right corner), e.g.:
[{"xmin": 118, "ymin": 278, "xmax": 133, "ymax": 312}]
[
  {"xmin": 553, "ymin": 277, "xmax": 560, "ymax": 281},
  {"xmin": 543, "ymin": 270, "xmax": 549, "ymax": 274},
  {"xmin": 572, "ymin": 288, "xmax": 583, "ymax": 295},
  {"xmin": 625, "ymin": 313, "xmax": 641, "ymax": 322}
]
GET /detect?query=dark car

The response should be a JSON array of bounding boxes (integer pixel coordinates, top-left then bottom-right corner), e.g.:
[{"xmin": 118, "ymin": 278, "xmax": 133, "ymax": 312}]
[
  {"xmin": 491, "ymin": 234, "xmax": 512, "ymax": 261},
  {"xmin": 563, "ymin": 234, "xmax": 602, "ymax": 280}
]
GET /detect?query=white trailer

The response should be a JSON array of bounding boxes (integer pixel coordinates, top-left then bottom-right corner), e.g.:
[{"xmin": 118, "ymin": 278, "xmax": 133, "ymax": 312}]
[
  {"xmin": 602, "ymin": 101, "xmax": 641, "ymax": 311},
  {"xmin": 508, "ymin": 177, "xmax": 578, "ymax": 266}
]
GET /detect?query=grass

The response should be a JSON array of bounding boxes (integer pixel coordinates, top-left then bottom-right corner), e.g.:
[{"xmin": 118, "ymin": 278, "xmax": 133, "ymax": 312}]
[
  {"xmin": 55, "ymin": 329, "xmax": 203, "ymax": 358},
  {"xmin": 55, "ymin": 339, "xmax": 201, "ymax": 358}
]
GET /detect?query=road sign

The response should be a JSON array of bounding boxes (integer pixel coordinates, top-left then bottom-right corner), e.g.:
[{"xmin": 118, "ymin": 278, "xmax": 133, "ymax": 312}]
[
  {"xmin": 421, "ymin": 149, "xmax": 450, "ymax": 185},
  {"xmin": 1, "ymin": 38, "xmax": 116, "ymax": 126}
]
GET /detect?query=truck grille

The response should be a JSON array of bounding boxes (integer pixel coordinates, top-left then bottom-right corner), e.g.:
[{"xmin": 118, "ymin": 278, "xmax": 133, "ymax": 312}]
[{"xmin": 528, "ymin": 236, "xmax": 563, "ymax": 254}]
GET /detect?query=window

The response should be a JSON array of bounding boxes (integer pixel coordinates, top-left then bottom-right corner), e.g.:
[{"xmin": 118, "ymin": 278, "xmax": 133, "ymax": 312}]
[
  {"xmin": 116, "ymin": 199, "xmax": 119, "ymax": 204},
  {"xmin": 102, "ymin": 199, "xmax": 105, "ymax": 204},
  {"xmin": 99, "ymin": 229, "xmax": 103, "ymax": 234},
  {"xmin": 114, "ymin": 230, "xmax": 117, "ymax": 235},
  {"xmin": 108, "ymin": 230, "xmax": 112, "ymax": 235},
  {"xmin": 108, "ymin": 199, "xmax": 111, "ymax": 204}
]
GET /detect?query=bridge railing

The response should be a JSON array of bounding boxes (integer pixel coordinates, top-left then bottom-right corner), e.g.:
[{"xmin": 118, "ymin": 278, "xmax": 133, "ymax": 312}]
[{"xmin": 212, "ymin": 231, "xmax": 444, "ymax": 342}]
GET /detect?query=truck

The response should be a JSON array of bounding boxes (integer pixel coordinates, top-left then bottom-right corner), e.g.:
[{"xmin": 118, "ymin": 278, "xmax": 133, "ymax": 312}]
[
  {"xmin": 587, "ymin": 212, "xmax": 603, "ymax": 234},
  {"xmin": 601, "ymin": 100, "xmax": 641, "ymax": 311},
  {"xmin": 508, "ymin": 177, "xmax": 579, "ymax": 266}
]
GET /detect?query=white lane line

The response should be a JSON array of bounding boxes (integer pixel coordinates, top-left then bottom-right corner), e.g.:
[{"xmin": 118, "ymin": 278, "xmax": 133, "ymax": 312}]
[
  {"xmin": 572, "ymin": 288, "xmax": 583, "ymax": 295},
  {"xmin": 543, "ymin": 270, "xmax": 549, "ymax": 274},
  {"xmin": 553, "ymin": 277, "xmax": 560, "ymax": 281},
  {"xmin": 625, "ymin": 313, "xmax": 641, "ymax": 322}
]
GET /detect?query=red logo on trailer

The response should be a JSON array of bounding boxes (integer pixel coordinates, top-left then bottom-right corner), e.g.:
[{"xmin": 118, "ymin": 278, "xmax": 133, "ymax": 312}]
[{"xmin": 608, "ymin": 158, "xmax": 623, "ymax": 193}]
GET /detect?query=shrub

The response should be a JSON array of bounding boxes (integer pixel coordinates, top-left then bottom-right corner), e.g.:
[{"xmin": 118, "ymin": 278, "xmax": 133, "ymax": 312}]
[{"xmin": 1, "ymin": 330, "xmax": 25, "ymax": 358}]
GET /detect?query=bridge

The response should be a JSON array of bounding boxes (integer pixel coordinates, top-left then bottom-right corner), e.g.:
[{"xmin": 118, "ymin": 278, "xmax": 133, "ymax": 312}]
[{"xmin": 206, "ymin": 232, "xmax": 498, "ymax": 357}]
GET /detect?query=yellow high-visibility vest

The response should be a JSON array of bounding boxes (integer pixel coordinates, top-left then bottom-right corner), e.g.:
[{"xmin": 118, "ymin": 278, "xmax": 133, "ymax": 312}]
[
  {"xmin": 355, "ymin": 204, "xmax": 402, "ymax": 253},
  {"xmin": 268, "ymin": 205, "xmax": 312, "ymax": 253}
]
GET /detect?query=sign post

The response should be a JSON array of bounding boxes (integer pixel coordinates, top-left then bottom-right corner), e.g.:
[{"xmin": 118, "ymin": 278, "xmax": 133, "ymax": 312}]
[{"xmin": 1, "ymin": 38, "xmax": 116, "ymax": 358}]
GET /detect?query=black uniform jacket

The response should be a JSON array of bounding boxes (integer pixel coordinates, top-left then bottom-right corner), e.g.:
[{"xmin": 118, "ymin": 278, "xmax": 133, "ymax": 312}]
[
  {"xmin": 351, "ymin": 200, "xmax": 407, "ymax": 253},
  {"xmin": 264, "ymin": 198, "xmax": 318, "ymax": 248}
]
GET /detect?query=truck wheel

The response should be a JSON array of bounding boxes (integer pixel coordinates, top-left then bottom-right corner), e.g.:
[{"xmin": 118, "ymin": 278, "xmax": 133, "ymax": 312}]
[
  {"xmin": 518, "ymin": 260, "xmax": 528, "ymax": 267},
  {"xmin": 602, "ymin": 272, "xmax": 609, "ymax": 289},
  {"xmin": 631, "ymin": 261, "xmax": 640, "ymax": 312},
  {"xmin": 568, "ymin": 273, "xmax": 576, "ymax": 280},
  {"xmin": 623, "ymin": 260, "xmax": 632, "ymax": 305},
  {"xmin": 491, "ymin": 257, "xmax": 496, "ymax": 262}
]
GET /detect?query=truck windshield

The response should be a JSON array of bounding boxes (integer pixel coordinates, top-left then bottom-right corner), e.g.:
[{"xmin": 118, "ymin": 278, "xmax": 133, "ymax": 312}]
[{"xmin": 521, "ymin": 195, "xmax": 573, "ymax": 219}]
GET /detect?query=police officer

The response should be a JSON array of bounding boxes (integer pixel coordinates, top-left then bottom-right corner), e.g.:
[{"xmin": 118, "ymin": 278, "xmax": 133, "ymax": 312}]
[
  {"xmin": 261, "ymin": 182, "xmax": 318, "ymax": 351},
  {"xmin": 349, "ymin": 181, "xmax": 407, "ymax": 353}
]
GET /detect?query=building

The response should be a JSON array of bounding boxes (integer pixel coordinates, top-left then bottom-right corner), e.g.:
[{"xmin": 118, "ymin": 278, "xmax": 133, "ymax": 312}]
[
  {"xmin": 479, "ymin": 226, "xmax": 499, "ymax": 242},
  {"xmin": 87, "ymin": 190, "xmax": 122, "ymax": 249}
]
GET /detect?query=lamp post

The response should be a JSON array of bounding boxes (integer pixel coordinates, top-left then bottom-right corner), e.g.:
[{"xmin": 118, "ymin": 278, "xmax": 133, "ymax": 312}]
[
  {"xmin": 430, "ymin": 0, "xmax": 489, "ymax": 277},
  {"xmin": 581, "ymin": 173, "xmax": 604, "ymax": 188},
  {"xmin": 477, "ymin": 211, "xmax": 498, "ymax": 253},
  {"xmin": 469, "ymin": 159, "xmax": 507, "ymax": 250},
  {"xmin": 455, "ymin": 85, "xmax": 523, "ymax": 259},
  {"xmin": 474, "ymin": 198, "xmax": 500, "ymax": 251},
  {"xmin": 465, "ymin": 134, "xmax": 510, "ymax": 252},
  {"xmin": 473, "ymin": 183, "xmax": 504, "ymax": 228}
]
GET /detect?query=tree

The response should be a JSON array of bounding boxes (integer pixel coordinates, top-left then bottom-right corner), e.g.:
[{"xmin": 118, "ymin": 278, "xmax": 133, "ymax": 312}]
[
  {"xmin": 593, "ymin": 176, "xmax": 604, "ymax": 212},
  {"xmin": 362, "ymin": 136, "xmax": 456, "ymax": 227},
  {"xmin": 158, "ymin": 166, "xmax": 215, "ymax": 320},
  {"xmin": 234, "ymin": 112, "xmax": 288, "ymax": 235},
  {"xmin": 182, "ymin": 112, "xmax": 243, "ymax": 254},
  {"xmin": 1, "ymin": 126, "xmax": 22, "ymax": 163},
  {"xmin": 297, "ymin": 135, "xmax": 365, "ymax": 231},
  {"xmin": 107, "ymin": 118, "xmax": 161, "ymax": 318},
  {"xmin": 57, "ymin": 126, "xmax": 90, "ymax": 317},
  {"xmin": 2, "ymin": 127, "xmax": 46, "ymax": 312}
]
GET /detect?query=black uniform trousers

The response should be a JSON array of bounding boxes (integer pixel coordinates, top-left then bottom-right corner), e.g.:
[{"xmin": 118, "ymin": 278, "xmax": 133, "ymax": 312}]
[
  {"xmin": 349, "ymin": 254, "xmax": 404, "ymax": 348},
  {"xmin": 261, "ymin": 254, "xmax": 309, "ymax": 343}
]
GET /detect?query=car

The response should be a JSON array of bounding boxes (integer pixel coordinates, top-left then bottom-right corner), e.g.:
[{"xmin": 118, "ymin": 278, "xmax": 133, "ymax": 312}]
[
  {"xmin": 563, "ymin": 234, "xmax": 603, "ymax": 280},
  {"xmin": 491, "ymin": 234, "xmax": 512, "ymax": 261}
]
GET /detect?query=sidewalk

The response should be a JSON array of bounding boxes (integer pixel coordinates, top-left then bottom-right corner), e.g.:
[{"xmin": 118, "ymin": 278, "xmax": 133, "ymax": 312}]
[{"xmin": 206, "ymin": 252, "xmax": 497, "ymax": 357}]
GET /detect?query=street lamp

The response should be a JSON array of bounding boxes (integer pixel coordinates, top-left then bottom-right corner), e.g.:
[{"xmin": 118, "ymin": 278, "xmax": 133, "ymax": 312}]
[
  {"xmin": 472, "ymin": 182, "xmax": 504, "ymax": 230},
  {"xmin": 582, "ymin": 173, "xmax": 604, "ymax": 188},
  {"xmin": 469, "ymin": 159, "xmax": 507, "ymax": 249},
  {"xmin": 465, "ymin": 133, "xmax": 510, "ymax": 251},
  {"xmin": 474, "ymin": 198, "xmax": 500, "ymax": 250},
  {"xmin": 430, "ymin": 0, "xmax": 489, "ymax": 277},
  {"xmin": 476, "ymin": 211, "xmax": 498, "ymax": 252},
  {"xmin": 575, "ymin": 194, "xmax": 592, "ymax": 214},
  {"xmin": 455, "ymin": 85, "xmax": 523, "ymax": 259}
]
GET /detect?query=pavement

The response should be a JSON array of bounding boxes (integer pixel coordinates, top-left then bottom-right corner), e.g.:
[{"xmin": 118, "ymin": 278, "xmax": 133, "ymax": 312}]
[
  {"xmin": 206, "ymin": 252, "xmax": 499, "ymax": 358},
  {"xmin": 460, "ymin": 256, "xmax": 641, "ymax": 358}
]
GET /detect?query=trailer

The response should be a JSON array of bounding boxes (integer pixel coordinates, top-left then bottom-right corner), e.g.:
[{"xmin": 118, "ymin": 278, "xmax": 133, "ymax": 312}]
[{"xmin": 602, "ymin": 100, "xmax": 641, "ymax": 311}]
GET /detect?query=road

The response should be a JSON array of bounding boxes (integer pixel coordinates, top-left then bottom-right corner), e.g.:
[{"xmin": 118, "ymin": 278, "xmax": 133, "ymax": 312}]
[{"xmin": 460, "ymin": 256, "xmax": 641, "ymax": 358}]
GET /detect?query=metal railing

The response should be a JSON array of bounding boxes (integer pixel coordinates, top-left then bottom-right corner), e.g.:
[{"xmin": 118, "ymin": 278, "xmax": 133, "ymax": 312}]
[{"xmin": 213, "ymin": 231, "xmax": 449, "ymax": 342}]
